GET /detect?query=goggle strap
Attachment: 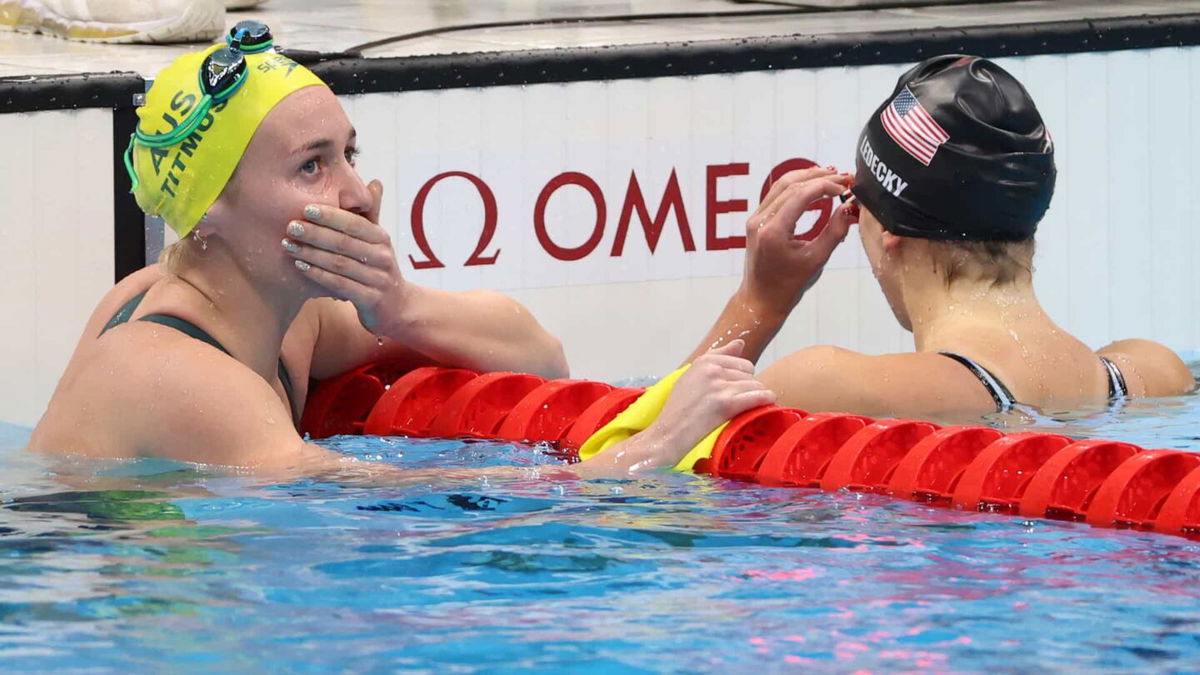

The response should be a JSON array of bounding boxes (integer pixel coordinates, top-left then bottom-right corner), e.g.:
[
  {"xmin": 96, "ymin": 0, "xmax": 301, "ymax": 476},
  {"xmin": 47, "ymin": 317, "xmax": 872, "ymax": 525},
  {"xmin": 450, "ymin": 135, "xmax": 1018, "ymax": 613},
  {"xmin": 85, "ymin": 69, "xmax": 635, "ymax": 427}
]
[
  {"xmin": 238, "ymin": 40, "xmax": 274, "ymax": 54},
  {"xmin": 123, "ymin": 135, "xmax": 140, "ymax": 192},
  {"xmin": 226, "ymin": 35, "xmax": 274, "ymax": 54},
  {"xmin": 133, "ymin": 94, "xmax": 214, "ymax": 148}
]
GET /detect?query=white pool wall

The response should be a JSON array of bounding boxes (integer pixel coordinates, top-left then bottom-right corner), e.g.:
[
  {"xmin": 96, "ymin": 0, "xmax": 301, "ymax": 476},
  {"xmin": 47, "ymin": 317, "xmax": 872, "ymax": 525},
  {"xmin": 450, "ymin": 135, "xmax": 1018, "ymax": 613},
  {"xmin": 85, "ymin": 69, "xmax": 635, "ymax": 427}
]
[{"xmin": 1, "ymin": 47, "xmax": 1197, "ymax": 427}]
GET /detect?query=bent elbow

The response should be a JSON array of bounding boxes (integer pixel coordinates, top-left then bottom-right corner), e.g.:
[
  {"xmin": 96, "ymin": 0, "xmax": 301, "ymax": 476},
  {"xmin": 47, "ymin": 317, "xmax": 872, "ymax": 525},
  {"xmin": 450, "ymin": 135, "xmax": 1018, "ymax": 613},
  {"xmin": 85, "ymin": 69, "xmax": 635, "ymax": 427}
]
[{"xmin": 473, "ymin": 290, "xmax": 569, "ymax": 379}]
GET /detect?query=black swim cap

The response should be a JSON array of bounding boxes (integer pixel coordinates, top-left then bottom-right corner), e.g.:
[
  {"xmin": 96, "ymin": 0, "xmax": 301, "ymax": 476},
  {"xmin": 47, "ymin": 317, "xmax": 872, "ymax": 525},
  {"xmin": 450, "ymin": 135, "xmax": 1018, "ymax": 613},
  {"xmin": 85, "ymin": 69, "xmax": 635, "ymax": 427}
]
[{"xmin": 851, "ymin": 55, "xmax": 1055, "ymax": 242}]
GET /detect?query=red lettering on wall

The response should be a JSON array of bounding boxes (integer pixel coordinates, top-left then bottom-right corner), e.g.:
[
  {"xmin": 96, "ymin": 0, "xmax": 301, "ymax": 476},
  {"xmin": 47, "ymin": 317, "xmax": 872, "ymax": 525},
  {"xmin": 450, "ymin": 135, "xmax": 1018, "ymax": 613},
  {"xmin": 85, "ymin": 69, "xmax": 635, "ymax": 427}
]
[
  {"xmin": 408, "ymin": 171, "xmax": 500, "ymax": 269},
  {"xmin": 534, "ymin": 172, "xmax": 606, "ymax": 262},
  {"xmin": 705, "ymin": 163, "xmax": 749, "ymax": 251},
  {"xmin": 760, "ymin": 158, "xmax": 832, "ymax": 241},
  {"xmin": 610, "ymin": 169, "xmax": 695, "ymax": 256}
]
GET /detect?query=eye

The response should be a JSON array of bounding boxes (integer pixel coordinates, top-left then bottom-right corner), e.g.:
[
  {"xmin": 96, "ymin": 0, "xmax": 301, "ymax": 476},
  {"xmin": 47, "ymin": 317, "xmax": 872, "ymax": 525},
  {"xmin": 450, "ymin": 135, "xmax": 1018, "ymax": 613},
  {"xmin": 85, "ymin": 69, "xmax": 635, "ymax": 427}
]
[
  {"xmin": 345, "ymin": 147, "xmax": 360, "ymax": 166},
  {"xmin": 300, "ymin": 158, "xmax": 320, "ymax": 175}
]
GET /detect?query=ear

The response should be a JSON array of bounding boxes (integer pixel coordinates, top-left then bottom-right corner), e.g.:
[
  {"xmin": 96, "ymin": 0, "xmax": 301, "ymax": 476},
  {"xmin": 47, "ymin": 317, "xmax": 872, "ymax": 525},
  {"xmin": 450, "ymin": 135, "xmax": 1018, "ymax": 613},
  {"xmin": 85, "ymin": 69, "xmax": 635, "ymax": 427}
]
[
  {"xmin": 881, "ymin": 230, "xmax": 903, "ymax": 253},
  {"xmin": 192, "ymin": 218, "xmax": 217, "ymax": 239},
  {"xmin": 196, "ymin": 196, "xmax": 233, "ymax": 237}
]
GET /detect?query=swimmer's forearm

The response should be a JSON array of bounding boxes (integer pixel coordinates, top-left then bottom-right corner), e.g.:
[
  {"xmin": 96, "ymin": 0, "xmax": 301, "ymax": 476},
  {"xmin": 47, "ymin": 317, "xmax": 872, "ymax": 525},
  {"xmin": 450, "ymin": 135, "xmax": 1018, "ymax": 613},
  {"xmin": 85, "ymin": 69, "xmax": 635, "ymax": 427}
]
[
  {"xmin": 385, "ymin": 285, "xmax": 568, "ymax": 379},
  {"xmin": 686, "ymin": 284, "xmax": 790, "ymax": 365},
  {"xmin": 289, "ymin": 444, "xmax": 577, "ymax": 485}
]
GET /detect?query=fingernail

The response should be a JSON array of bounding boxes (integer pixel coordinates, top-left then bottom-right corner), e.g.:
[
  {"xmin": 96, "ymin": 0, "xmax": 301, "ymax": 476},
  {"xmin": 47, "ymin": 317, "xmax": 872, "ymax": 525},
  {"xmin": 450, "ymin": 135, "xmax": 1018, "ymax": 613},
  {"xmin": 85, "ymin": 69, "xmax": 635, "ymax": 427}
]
[
  {"xmin": 295, "ymin": 260, "xmax": 311, "ymax": 272},
  {"xmin": 287, "ymin": 221, "xmax": 305, "ymax": 237},
  {"xmin": 281, "ymin": 238, "xmax": 300, "ymax": 253},
  {"xmin": 303, "ymin": 205, "xmax": 321, "ymax": 220}
]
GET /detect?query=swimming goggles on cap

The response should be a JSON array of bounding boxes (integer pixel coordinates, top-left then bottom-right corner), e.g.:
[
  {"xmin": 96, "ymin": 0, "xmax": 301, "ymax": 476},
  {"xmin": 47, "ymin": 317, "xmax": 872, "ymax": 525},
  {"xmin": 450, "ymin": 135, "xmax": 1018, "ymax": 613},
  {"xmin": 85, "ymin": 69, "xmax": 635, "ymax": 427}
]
[{"xmin": 123, "ymin": 21, "xmax": 277, "ymax": 190}]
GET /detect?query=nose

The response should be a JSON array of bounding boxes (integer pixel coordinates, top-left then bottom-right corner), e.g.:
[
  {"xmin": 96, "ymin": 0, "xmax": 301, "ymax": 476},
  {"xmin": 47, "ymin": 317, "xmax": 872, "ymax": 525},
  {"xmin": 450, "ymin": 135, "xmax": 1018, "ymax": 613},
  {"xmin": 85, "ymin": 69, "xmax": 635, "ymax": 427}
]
[{"xmin": 338, "ymin": 161, "xmax": 373, "ymax": 216}]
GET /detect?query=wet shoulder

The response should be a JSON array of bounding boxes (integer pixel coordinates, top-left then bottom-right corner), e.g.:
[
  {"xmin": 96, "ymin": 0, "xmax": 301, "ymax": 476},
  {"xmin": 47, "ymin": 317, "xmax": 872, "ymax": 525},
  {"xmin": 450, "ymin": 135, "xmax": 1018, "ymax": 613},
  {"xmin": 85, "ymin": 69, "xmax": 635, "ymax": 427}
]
[
  {"xmin": 1098, "ymin": 338, "xmax": 1196, "ymax": 397},
  {"xmin": 58, "ymin": 321, "xmax": 296, "ymax": 462},
  {"xmin": 760, "ymin": 347, "xmax": 995, "ymax": 417},
  {"xmin": 81, "ymin": 265, "xmax": 163, "ymax": 341}
]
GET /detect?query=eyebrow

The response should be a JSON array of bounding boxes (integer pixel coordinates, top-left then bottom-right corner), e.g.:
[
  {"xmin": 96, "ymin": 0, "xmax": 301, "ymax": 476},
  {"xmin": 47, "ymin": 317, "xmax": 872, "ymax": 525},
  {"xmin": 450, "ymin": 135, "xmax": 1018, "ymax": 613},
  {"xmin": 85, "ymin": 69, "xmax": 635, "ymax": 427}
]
[{"xmin": 292, "ymin": 128, "xmax": 358, "ymax": 155}]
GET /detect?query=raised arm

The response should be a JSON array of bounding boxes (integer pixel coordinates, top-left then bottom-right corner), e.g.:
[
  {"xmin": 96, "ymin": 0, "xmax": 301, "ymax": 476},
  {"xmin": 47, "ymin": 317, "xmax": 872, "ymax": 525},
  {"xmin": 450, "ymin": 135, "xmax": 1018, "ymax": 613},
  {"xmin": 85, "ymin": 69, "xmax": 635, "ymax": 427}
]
[
  {"xmin": 687, "ymin": 168, "xmax": 855, "ymax": 364},
  {"xmin": 287, "ymin": 180, "xmax": 567, "ymax": 380}
]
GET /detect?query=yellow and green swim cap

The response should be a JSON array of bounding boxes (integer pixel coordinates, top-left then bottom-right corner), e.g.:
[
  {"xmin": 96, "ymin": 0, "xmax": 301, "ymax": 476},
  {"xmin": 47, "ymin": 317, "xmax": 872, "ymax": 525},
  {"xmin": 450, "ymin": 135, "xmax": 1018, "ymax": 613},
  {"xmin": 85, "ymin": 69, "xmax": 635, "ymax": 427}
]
[{"xmin": 129, "ymin": 40, "xmax": 325, "ymax": 238}]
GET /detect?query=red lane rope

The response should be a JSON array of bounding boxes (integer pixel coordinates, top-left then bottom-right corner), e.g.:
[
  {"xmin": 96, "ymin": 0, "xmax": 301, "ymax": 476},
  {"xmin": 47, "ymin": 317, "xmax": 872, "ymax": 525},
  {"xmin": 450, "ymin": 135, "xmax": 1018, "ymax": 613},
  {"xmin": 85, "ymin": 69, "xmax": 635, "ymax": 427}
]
[{"xmin": 300, "ymin": 364, "xmax": 1200, "ymax": 540}]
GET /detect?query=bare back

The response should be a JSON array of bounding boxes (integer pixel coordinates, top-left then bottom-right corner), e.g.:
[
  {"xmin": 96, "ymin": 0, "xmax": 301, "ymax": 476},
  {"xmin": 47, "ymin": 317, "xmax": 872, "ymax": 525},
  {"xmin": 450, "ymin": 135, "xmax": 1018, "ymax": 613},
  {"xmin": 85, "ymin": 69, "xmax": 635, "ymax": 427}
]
[{"xmin": 761, "ymin": 324, "xmax": 1194, "ymax": 420}]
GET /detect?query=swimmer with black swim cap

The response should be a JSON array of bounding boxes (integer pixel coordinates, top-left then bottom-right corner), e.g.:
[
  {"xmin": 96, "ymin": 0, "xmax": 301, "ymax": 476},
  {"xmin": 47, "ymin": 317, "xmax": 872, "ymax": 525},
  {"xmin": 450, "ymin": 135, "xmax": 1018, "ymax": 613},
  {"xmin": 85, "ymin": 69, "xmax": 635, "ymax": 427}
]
[
  {"xmin": 29, "ymin": 23, "xmax": 771, "ymax": 475},
  {"xmin": 693, "ymin": 54, "xmax": 1193, "ymax": 418}
]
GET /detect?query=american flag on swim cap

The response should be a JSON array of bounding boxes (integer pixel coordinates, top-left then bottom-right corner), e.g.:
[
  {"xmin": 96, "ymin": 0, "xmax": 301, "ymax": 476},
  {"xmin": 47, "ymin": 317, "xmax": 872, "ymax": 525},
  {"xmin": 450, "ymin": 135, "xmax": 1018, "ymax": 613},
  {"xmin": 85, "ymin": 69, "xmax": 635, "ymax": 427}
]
[{"xmin": 880, "ymin": 86, "xmax": 949, "ymax": 166}]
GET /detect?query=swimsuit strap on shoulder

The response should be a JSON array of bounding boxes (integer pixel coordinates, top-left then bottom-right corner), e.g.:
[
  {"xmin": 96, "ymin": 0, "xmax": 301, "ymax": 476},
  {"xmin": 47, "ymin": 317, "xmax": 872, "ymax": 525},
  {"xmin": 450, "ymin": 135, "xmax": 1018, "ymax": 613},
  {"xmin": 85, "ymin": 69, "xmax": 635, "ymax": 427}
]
[
  {"xmin": 940, "ymin": 352, "xmax": 1016, "ymax": 412},
  {"xmin": 139, "ymin": 314, "xmax": 232, "ymax": 356},
  {"xmin": 99, "ymin": 291, "xmax": 149, "ymax": 337},
  {"xmin": 1100, "ymin": 356, "xmax": 1129, "ymax": 402},
  {"xmin": 98, "ymin": 290, "xmax": 298, "ymax": 423}
]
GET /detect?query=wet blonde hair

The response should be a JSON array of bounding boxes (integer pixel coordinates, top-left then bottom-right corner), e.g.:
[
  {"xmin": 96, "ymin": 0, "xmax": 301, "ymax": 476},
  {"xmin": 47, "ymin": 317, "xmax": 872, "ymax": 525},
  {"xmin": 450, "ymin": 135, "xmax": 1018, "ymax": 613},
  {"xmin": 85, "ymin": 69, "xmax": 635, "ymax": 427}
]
[{"xmin": 160, "ymin": 240, "xmax": 182, "ymax": 273}]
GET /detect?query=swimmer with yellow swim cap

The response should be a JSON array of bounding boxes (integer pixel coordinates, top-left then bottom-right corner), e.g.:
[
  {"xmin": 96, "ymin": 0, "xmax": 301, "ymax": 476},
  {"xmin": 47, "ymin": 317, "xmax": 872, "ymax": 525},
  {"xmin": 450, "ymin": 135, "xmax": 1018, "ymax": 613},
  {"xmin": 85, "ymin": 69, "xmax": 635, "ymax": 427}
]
[
  {"xmin": 684, "ymin": 54, "xmax": 1194, "ymax": 420},
  {"xmin": 29, "ymin": 22, "xmax": 771, "ymax": 477}
]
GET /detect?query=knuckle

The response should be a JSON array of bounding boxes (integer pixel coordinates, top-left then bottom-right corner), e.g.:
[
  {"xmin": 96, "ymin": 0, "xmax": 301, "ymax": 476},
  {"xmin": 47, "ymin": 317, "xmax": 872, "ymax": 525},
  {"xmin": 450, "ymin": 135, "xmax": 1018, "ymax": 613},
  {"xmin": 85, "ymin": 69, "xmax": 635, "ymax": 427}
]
[
  {"xmin": 784, "ymin": 169, "xmax": 809, "ymax": 184},
  {"xmin": 322, "ymin": 269, "xmax": 343, "ymax": 287}
]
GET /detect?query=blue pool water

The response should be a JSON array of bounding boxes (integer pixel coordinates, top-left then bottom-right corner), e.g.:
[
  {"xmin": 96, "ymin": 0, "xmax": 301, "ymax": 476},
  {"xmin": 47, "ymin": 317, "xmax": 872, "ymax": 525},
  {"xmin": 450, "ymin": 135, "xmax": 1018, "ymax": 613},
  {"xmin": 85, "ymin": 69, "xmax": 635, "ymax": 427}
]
[{"xmin": 4, "ymin": 370, "xmax": 1200, "ymax": 672}]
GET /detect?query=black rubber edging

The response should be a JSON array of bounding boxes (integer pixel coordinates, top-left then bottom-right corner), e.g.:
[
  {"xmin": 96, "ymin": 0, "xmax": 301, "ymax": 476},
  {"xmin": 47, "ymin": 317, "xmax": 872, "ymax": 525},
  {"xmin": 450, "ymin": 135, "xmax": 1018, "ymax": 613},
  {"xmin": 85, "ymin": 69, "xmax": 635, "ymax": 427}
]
[
  {"xmin": 0, "ymin": 70, "xmax": 142, "ymax": 113},
  {"xmin": 112, "ymin": 103, "xmax": 144, "ymax": 283},
  {"xmin": 301, "ymin": 13, "xmax": 1200, "ymax": 94}
]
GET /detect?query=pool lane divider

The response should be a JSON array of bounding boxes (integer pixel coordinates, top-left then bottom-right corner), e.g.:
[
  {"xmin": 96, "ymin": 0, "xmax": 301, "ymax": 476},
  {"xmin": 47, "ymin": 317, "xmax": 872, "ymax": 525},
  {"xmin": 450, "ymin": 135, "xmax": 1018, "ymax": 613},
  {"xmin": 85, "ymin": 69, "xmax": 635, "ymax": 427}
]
[{"xmin": 299, "ymin": 363, "xmax": 1200, "ymax": 540}]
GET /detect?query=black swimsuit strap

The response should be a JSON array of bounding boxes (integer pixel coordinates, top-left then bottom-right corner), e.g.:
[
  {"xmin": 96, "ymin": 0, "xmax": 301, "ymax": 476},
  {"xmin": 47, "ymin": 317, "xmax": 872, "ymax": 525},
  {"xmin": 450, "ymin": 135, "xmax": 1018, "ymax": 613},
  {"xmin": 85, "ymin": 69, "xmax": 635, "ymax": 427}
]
[
  {"xmin": 100, "ymin": 291, "xmax": 298, "ymax": 423},
  {"xmin": 942, "ymin": 351, "xmax": 1130, "ymax": 412},
  {"xmin": 940, "ymin": 352, "xmax": 1017, "ymax": 412},
  {"xmin": 1099, "ymin": 356, "xmax": 1129, "ymax": 402},
  {"xmin": 139, "ymin": 314, "xmax": 232, "ymax": 356}
]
